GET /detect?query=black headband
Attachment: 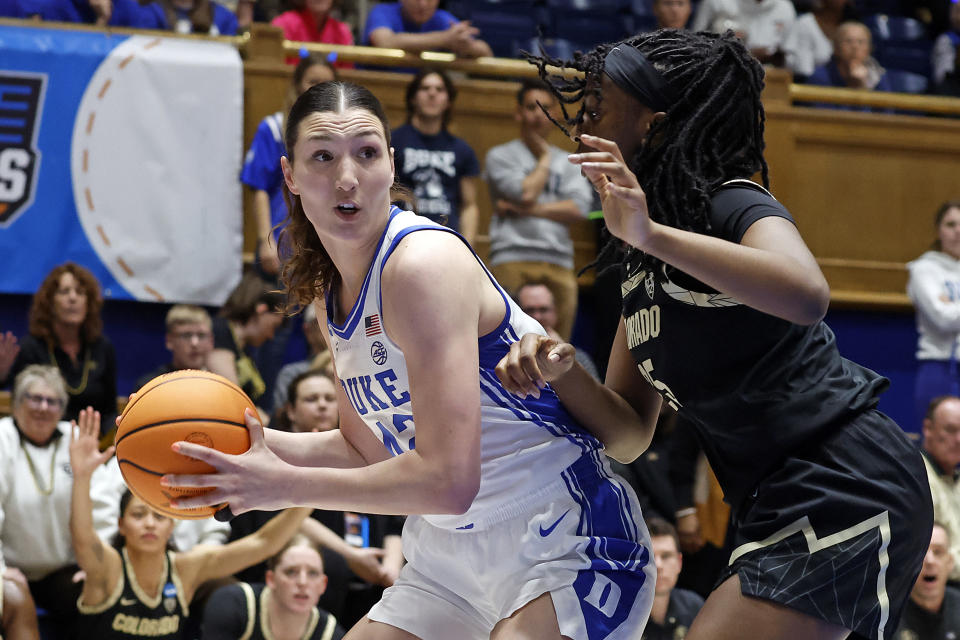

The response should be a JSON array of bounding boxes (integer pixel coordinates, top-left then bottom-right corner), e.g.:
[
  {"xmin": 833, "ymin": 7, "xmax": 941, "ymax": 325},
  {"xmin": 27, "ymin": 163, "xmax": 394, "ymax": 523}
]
[{"xmin": 603, "ymin": 45, "xmax": 675, "ymax": 113}]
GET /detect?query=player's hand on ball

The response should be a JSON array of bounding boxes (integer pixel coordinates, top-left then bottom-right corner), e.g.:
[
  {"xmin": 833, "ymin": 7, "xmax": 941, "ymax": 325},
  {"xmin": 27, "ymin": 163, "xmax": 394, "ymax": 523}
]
[
  {"xmin": 70, "ymin": 407, "xmax": 114, "ymax": 479},
  {"xmin": 163, "ymin": 408, "xmax": 290, "ymax": 515},
  {"xmin": 495, "ymin": 333, "xmax": 576, "ymax": 398}
]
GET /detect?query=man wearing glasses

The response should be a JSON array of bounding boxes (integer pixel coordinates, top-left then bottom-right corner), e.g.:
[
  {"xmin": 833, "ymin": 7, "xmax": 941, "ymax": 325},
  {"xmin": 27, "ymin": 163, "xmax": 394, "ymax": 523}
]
[{"xmin": 134, "ymin": 305, "xmax": 214, "ymax": 391}]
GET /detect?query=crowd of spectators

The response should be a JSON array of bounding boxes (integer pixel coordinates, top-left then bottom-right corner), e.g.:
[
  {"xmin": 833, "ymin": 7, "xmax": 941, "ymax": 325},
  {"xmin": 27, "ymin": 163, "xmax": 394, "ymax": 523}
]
[{"xmin": 2, "ymin": 1, "xmax": 960, "ymax": 638}]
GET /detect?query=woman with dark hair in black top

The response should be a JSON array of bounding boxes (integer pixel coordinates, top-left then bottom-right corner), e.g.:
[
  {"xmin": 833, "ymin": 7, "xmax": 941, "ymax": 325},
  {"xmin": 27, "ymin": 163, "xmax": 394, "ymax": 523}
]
[
  {"xmin": 68, "ymin": 409, "xmax": 310, "ymax": 639},
  {"xmin": 497, "ymin": 28, "xmax": 932, "ymax": 640}
]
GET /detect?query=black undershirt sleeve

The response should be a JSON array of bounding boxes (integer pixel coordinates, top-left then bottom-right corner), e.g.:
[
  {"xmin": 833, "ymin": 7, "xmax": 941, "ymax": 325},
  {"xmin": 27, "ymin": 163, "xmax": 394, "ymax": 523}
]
[
  {"xmin": 200, "ymin": 583, "xmax": 250, "ymax": 640},
  {"xmin": 709, "ymin": 185, "xmax": 795, "ymax": 244}
]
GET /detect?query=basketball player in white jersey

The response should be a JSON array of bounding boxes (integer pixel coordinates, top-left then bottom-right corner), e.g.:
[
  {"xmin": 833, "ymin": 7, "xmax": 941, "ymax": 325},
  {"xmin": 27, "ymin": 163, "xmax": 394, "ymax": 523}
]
[{"xmin": 161, "ymin": 81, "xmax": 655, "ymax": 639}]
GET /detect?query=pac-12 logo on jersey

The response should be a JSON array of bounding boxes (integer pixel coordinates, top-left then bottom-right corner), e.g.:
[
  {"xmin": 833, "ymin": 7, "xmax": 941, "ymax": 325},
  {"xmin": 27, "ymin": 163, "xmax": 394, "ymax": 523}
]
[
  {"xmin": 644, "ymin": 271, "xmax": 656, "ymax": 300},
  {"xmin": 0, "ymin": 73, "xmax": 46, "ymax": 227},
  {"xmin": 371, "ymin": 341, "xmax": 388, "ymax": 366}
]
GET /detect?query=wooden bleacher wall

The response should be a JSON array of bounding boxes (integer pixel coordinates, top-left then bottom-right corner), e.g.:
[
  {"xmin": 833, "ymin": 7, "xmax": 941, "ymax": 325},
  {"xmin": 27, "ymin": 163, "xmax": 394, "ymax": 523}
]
[{"xmin": 241, "ymin": 26, "xmax": 960, "ymax": 311}]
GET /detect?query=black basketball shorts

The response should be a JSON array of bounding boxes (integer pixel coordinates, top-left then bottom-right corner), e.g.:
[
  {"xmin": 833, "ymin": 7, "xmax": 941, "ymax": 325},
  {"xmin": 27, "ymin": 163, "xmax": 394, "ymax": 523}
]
[{"xmin": 719, "ymin": 409, "xmax": 933, "ymax": 639}]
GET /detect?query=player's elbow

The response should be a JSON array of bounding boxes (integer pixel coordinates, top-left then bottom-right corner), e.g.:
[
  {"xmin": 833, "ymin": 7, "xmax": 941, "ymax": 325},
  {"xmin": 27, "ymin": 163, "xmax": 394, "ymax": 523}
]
[
  {"xmin": 435, "ymin": 465, "xmax": 480, "ymax": 515},
  {"xmin": 604, "ymin": 432, "xmax": 653, "ymax": 465},
  {"xmin": 792, "ymin": 279, "xmax": 830, "ymax": 326}
]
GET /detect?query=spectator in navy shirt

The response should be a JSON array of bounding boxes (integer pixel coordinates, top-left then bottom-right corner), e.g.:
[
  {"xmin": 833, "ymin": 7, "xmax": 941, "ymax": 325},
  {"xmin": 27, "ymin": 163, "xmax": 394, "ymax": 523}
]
[
  {"xmin": 809, "ymin": 21, "xmax": 891, "ymax": 92},
  {"xmin": 391, "ymin": 68, "xmax": 481, "ymax": 243}
]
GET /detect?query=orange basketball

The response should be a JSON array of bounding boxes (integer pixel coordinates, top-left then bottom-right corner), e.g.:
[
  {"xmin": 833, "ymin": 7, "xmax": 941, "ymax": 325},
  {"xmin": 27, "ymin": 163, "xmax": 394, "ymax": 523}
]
[{"xmin": 115, "ymin": 369, "xmax": 253, "ymax": 520}]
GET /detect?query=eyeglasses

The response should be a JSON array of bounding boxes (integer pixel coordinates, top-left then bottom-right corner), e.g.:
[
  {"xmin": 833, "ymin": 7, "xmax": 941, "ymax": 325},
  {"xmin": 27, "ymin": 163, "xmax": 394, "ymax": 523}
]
[
  {"xmin": 23, "ymin": 393, "xmax": 64, "ymax": 410},
  {"xmin": 171, "ymin": 331, "xmax": 213, "ymax": 342}
]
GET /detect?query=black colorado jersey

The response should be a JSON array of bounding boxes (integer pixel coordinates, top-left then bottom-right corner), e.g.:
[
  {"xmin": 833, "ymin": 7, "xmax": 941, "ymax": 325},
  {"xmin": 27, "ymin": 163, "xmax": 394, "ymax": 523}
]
[
  {"xmin": 76, "ymin": 549, "xmax": 187, "ymax": 640},
  {"xmin": 620, "ymin": 183, "xmax": 888, "ymax": 509}
]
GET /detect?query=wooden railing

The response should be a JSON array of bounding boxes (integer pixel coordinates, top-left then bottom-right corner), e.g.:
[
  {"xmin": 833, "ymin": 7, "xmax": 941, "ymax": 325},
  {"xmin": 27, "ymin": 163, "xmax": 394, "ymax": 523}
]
[{"xmin": 760, "ymin": 69, "xmax": 960, "ymax": 309}]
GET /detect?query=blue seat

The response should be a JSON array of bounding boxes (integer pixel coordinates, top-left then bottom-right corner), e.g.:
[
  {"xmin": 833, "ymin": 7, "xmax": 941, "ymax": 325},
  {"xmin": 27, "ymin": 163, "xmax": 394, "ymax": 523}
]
[
  {"xmin": 863, "ymin": 14, "xmax": 928, "ymax": 43},
  {"xmin": 629, "ymin": 0, "xmax": 653, "ymax": 16},
  {"xmin": 632, "ymin": 14, "xmax": 658, "ymax": 33},
  {"xmin": 545, "ymin": 0, "xmax": 627, "ymax": 10},
  {"xmin": 876, "ymin": 45, "xmax": 932, "ymax": 76},
  {"xmin": 444, "ymin": 0, "xmax": 471, "ymax": 19},
  {"xmin": 468, "ymin": 4, "xmax": 542, "ymax": 57},
  {"xmin": 884, "ymin": 69, "xmax": 929, "ymax": 93},
  {"xmin": 545, "ymin": 6, "xmax": 633, "ymax": 49},
  {"xmin": 854, "ymin": 0, "xmax": 908, "ymax": 16},
  {"xmin": 517, "ymin": 36, "xmax": 578, "ymax": 60}
]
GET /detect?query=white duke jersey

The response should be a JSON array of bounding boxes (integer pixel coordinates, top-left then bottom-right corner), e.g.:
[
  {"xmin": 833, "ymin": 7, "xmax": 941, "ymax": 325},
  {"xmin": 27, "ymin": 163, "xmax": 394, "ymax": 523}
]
[{"xmin": 326, "ymin": 207, "xmax": 604, "ymax": 530}]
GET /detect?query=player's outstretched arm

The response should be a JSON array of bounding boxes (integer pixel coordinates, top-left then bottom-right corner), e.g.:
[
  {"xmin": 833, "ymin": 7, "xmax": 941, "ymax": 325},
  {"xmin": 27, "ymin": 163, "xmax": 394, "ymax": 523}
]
[
  {"xmin": 69, "ymin": 407, "xmax": 122, "ymax": 606},
  {"xmin": 176, "ymin": 507, "xmax": 312, "ymax": 596},
  {"xmin": 497, "ymin": 319, "xmax": 661, "ymax": 462}
]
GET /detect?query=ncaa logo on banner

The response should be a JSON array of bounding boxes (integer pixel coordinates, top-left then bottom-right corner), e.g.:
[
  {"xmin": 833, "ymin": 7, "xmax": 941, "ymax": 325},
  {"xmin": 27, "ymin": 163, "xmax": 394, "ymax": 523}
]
[{"xmin": 0, "ymin": 72, "xmax": 46, "ymax": 227}]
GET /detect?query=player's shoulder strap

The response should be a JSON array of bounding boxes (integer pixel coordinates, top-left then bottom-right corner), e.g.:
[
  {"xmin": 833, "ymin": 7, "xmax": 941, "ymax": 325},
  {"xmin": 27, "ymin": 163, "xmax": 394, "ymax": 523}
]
[
  {"xmin": 237, "ymin": 582, "xmax": 256, "ymax": 640},
  {"xmin": 714, "ymin": 178, "xmax": 778, "ymax": 202},
  {"xmin": 319, "ymin": 612, "xmax": 339, "ymax": 640}
]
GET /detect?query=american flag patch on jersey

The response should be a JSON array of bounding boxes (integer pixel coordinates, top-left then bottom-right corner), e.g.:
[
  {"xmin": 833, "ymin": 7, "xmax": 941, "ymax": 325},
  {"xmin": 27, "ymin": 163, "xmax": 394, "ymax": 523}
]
[{"xmin": 365, "ymin": 314, "xmax": 382, "ymax": 337}]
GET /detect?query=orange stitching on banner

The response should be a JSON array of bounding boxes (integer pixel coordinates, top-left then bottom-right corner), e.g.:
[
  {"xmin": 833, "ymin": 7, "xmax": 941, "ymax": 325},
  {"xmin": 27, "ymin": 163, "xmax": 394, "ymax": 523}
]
[
  {"xmin": 84, "ymin": 188, "xmax": 94, "ymax": 212},
  {"xmin": 96, "ymin": 225, "xmax": 111, "ymax": 247},
  {"xmin": 86, "ymin": 112, "xmax": 95, "ymax": 135},
  {"xmin": 144, "ymin": 285, "xmax": 164, "ymax": 301},
  {"xmin": 116, "ymin": 257, "xmax": 134, "ymax": 276},
  {"xmin": 144, "ymin": 39, "xmax": 162, "ymax": 50},
  {"xmin": 98, "ymin": 79, "xmax": 112, "ymax": 99},
  {"xmin": 118, "ymin": 54, "xmax": 135, "ymax": 69},
  {"xmin": 82, "ymin": 149, "xmax": 88, "ymax": 173}
]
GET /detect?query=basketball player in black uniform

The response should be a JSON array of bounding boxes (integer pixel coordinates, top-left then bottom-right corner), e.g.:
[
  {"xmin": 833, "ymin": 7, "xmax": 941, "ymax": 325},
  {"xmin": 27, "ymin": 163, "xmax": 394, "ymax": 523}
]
[
  {"xmin": 202, "ymin": 534, "xmax": 345, "ymax": 640},
  {"xmin": 497, "ymin": 29, "xmax": 932, "ymax": 640},
  {"xmin": 68, "ymin": 408, "xmax": 311, "ymax": 639}
]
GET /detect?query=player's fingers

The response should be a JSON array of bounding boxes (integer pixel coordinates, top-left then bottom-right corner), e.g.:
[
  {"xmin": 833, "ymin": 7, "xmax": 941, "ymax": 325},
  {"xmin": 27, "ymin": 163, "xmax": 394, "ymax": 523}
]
[
  {"xmin": 169, "ymin": 491, "xmax": 226, "ymax": 511},
  {"xmin": 547, "ymin": 342, "xmax": 577, "ymax": 365},
  {"xmin": 579, "ymin": 162, "xmax": 637, "ymax": 188},
  {"xmin": 244, "ymin": 408, "xmax": 266, "ymax": 448},
  {"xmin": 604, "ymin": 182, "xmax": 648, "ymax": 207},
  {"xmin": 568, "ymin": 151, "xmax": 617, "ymax": 165},
  {"xmin": 161, "ymin": 470, "xmax": 219, "ymax": 488},
  {"xmin": 578, "ymin": 134, "xmax": 626, "ymax": 163},
  {"xmin": 516, "ymin": 334, "xmax": 549, "ymax": 396},
  {"xmin": 171, "ymin": 440, "xmax": 230, "ymax": 467},
  {"xmin": 495, "ymin": 342, "xmax": 538, "ymax": 398}
]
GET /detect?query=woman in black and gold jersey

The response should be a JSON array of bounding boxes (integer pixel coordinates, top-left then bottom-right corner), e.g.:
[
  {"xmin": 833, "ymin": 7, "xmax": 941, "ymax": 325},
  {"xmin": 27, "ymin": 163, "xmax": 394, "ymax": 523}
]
[
  {"xmin": 68, "ymin": 408, "xmax": 310, "ymax": 639},
  {"xmin": 498, "ymin": 28, "xmax": 933, "ymax": 640},
  {"xmin": 201, "ymin": 534, "xmax": 346, "ymax": 640}
]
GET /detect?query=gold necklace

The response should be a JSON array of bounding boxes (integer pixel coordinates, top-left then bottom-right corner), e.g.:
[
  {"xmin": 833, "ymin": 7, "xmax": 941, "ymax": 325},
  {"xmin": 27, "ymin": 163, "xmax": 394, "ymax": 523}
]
[
  {"xmin": 47, "ymin": 341, "xmax": 95, "ymax": 395},
  {"xmin": 20, "ymin": 436, "xmax": 61, "ymax": 497}
]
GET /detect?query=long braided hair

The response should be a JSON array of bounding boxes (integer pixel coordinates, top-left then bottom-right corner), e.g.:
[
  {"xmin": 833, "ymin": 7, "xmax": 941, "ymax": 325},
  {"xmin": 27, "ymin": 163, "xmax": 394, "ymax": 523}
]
[{"xmin": 524, "ymin": 29, "xmax": 769, "ymax": 278}]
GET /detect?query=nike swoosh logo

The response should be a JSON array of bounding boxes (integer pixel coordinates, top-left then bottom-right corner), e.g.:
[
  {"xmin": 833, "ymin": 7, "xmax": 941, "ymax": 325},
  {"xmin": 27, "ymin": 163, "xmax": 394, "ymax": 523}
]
[
  {"xmin": 539, "ymin": 509, "xmax": 571, "ymax": 537},
  {"xmin": 120, "ymin": 597, "xmax": 137, "ymax": 606}
]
